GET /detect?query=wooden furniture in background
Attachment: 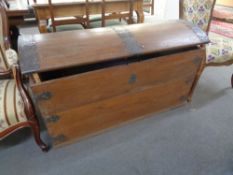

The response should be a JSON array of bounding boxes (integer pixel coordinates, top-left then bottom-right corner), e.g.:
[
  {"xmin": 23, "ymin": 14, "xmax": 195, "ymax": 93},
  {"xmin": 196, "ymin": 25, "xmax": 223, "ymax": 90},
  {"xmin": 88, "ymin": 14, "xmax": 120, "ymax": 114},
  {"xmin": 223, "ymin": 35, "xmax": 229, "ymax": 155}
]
[
  {"xmin": 4, "ymin": 0, "xmax": 29, "ymax": 25},
  {"xmin": 100, "ymin": 0, "xmax": 134, "ymax": 27},
  {"xmin": 19, "ymin": 21, "xmax": 208, "ymax": 147},
  {"xmin": 213, "ymin": 4, "xmax": 233, "ymax": 23},
  {"xmin": 2, "ymin": 0, "xmax": 31, "ymax": 50},
  {"xmin": 31, "ymin": 0, "xmax": 144, "ymax": 33},
  {"xmin": 143, "ymin": 0, "xmax": 154, "ymax": 15},
  {"xmin": 47, "ymin": 0, "xmax": 89, "ymax": 32}
]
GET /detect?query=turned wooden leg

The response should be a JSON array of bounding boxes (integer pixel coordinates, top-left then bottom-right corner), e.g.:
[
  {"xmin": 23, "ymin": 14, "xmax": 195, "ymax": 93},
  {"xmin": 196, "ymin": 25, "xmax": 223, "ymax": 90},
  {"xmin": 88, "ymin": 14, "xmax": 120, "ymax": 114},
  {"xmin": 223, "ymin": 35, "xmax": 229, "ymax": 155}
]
[
  {"xmin": 38, "ymin": 20, "xmax": 48, "ymax": 33},
  {"xmin": 231, "ymin": 73, "xmax": 233, "ymax": 88},
  {"xmin": 135, "ymin": 10, "xmax": 144, "ymax": 23},
  {"xmin": 30, "ymin": 121, "xmax": 49, "ymax": 152}
]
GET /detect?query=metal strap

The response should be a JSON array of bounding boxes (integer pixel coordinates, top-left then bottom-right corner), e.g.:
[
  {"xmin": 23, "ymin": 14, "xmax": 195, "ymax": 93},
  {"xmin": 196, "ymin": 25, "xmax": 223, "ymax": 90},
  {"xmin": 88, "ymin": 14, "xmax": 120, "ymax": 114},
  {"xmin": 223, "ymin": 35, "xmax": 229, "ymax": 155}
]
[
  {"xmin": 112, "ymin": 27, "xmax": 144, "ymax": 55},
  {"xmin": 19, "ymin": 35, "xmax": 40, "ymax": 74},
  {"xmin": 182, "ymin": 20, "xmax": 209, "ymax": 43}
]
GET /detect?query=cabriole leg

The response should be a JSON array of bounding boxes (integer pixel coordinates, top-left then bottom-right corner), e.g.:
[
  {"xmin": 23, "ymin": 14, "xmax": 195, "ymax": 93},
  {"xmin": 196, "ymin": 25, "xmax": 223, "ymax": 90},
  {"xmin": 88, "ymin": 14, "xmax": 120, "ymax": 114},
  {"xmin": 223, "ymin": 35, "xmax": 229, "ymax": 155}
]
[{"xmin": 30, "ymin": 121, "xmax": 49, "ymax": 152}]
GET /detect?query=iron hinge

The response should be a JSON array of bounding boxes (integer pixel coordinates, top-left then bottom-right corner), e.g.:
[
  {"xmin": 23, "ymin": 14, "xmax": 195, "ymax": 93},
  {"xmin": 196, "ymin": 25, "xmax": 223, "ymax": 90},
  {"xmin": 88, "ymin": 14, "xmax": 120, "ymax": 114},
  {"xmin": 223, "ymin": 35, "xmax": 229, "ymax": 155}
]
[
  {"xmin": 52, "ymin": 134, "xmax": 67, "ymax": 145},
  {"xmin": 128, "ymin": 73, "xmax": 137, "ymax": 84},
  {"xmin": 35, "ymin": 91, "xmax": 52, "ymax": 101}
]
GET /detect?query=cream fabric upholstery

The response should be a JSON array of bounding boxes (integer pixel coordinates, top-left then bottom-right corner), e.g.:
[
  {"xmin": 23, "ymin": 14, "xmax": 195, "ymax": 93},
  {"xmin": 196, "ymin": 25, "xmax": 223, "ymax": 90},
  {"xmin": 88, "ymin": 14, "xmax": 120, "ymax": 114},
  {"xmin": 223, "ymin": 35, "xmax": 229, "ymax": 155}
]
[
  {"xmin": 206, "ymin": 32, "xmax": 233, "ymax": 63},
  {"xmin": 0, "ymin": 48, "xmax": 18, "ymax": 71},
  {"xmin": 0, "ymin": 51, "xmax": 7, "ymax": 71},
  {"xmin": 5, "ymin": 48, "xmax": 18, "ymax": 66},
  {"xmin": 180, "ymin": 0, "xmax": 216, "ymax": 32},
  {"xmin": 0, "ymin": 80, "xmax": 26, "ymax": 133},
  {"xmin": 0, "ymin": 4, "xmax": 18, "ymax": 70}
]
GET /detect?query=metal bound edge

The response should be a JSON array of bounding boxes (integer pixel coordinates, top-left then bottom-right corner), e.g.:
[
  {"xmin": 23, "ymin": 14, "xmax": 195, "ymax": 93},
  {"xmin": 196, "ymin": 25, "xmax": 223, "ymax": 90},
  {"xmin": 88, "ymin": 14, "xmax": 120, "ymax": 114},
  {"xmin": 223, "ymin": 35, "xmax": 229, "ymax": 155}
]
[
  {"xmin": 18, "ymin": 35, "xmax": 40, "ymax": 75},
  {"xmin": 52, "ymin": 134, "xmax": 67, "ymax": 145},
  {"xmin": 112, "ymin": 26, "xmax": 144, "ymax": 55},
  {"xmin": 182, "ymin": 20, "xmax": 210, "ymax": 44},
  {"xmin": 35, "ymin": 91, "xmax": 53, "ymax": 102}
]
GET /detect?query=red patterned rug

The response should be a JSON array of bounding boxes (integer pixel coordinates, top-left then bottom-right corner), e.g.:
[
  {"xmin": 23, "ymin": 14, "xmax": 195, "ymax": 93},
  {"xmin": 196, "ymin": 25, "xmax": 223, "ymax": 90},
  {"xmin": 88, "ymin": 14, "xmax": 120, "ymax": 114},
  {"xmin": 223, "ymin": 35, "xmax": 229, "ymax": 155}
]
[
  {"xmin": 213, "ymin": 5, "xmax": 233, "ymax": 21},
  {"xmin": 210, "ymin": 20, "xmax": 233, "ymax": 39}
]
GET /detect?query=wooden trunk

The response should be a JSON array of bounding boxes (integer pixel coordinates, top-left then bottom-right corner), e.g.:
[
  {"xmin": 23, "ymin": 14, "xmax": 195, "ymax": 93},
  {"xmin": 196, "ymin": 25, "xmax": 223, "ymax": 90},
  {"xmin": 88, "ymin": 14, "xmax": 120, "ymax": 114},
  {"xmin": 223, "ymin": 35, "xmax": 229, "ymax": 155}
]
[{"xmin": 19, "ymin": 21, "xmax": 209, "ymax": 147}]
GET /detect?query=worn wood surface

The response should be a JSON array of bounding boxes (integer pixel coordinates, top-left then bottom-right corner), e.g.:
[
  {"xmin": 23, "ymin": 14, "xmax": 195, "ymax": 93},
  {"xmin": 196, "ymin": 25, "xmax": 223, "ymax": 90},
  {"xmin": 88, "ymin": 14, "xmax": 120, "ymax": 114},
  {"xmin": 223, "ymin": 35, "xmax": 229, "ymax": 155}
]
[
  {"xmin": 31, "ymin": 49, "xmax": 204, "ymax": 116},
  {"xmin": 31, "ymin": 49, "xmax": 205, "ymax": 146},
  {"xmin": 50, "ymin": 78, "xmax": 191, "ymax": 146},
  {"xmin": 18, "ymin": 20, "xmax": 209, "ymax": 147},
  {"xmin": 19, "ymin": 21, "xmax": 209, "ymax": 74}
]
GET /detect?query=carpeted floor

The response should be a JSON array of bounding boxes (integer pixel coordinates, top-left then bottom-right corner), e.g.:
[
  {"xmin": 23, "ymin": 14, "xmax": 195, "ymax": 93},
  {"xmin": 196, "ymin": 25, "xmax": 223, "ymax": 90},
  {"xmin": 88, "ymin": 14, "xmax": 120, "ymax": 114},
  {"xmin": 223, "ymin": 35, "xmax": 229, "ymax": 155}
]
[{"xmin": 1, "ymin": 22, "xmax": 233, "ymax": 175}]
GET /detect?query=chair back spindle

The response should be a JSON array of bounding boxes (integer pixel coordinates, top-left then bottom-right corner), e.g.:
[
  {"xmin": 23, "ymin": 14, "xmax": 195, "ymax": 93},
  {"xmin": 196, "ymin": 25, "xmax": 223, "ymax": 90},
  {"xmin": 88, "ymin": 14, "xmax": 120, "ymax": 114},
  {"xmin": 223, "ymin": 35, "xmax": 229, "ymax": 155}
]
[{"xmin": 48, "ymin": 0, "xmax": 56, "ymax": 32}]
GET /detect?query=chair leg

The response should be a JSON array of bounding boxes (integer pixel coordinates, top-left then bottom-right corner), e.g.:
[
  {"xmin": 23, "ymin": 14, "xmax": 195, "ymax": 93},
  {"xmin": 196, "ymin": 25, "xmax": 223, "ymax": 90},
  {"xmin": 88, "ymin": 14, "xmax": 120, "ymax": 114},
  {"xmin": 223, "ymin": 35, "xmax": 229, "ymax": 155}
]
[
  {"xmin": 30, "ymin": 121, "xmax": 49, "ymax": 152},
  {"xmin": 231, "ymin": 73, "xmax": 233, "ymax": 88}
]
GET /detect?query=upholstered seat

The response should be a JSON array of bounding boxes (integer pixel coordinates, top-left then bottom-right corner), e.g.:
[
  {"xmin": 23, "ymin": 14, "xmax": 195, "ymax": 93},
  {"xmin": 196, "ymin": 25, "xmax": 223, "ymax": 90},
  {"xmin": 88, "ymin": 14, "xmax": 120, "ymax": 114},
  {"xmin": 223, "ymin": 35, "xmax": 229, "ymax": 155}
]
[
  {"xmin": 0, "ymin": 80, "xmax": 26, "ymax": 133},
  {"xmin": 0, "ymin": 48, "xmax": 18, "ymax": 71},
  {"xmin": 90, "ymin": 19, "xmax": 126, "ymax": 28},
  {"xmin": 48, "ymin": 23, "xmax": 85, "ymax": 32},
  {"xmin": 5, "ymin": 48, "xmax": 18, "ymax": 66},
  {"xmin": 213, "ymin": 5, "xmax": 233, "ymax": 23},
  {"xmin": 206, "ymin": 32, "xmax": 233, "ymax": 63},
  {"xmin": 0, "ymin": 1, "xmax": 49, "ymax": 151},
  {"xmin": 47, "ymin": 17, "xmax": 85, "ymax": 32},
  {"xmin": 180, "ymin": 0, "xmax": 233, "ymax": 88}
]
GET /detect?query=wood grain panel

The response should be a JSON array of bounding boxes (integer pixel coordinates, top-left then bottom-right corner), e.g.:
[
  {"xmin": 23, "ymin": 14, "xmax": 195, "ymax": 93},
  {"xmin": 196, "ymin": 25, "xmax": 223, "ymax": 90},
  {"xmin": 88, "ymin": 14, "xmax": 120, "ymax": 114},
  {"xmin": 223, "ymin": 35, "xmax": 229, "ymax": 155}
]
[
  {"xmin": 47, "ymin": 78, "xmax": 191, "ymax": 146},
  {"xmin": 19, "ymin": 21, "xmax": 209, "ymax": 74},
  {"xmin": 31, "ymin": 49, "xmax": 204, "ymax": 116}
]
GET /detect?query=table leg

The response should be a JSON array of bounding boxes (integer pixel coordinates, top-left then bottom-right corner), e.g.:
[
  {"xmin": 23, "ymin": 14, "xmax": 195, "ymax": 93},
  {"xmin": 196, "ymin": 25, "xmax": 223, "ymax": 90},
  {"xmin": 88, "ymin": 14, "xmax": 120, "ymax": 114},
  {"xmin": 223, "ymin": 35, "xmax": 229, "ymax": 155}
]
[
  {"xmin": 38, "ymin": 20, "xmax": 48, "ymax": 33},
  {"xmin": 135, "ymin": 10, "xmax": 144, "ymax": 23}
]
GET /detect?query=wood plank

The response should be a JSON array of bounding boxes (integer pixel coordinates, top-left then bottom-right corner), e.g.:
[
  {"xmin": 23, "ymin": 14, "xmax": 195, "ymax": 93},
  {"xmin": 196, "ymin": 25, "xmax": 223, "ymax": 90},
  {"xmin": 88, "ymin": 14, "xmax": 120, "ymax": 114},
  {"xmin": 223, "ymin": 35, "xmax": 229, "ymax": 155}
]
[
  {"xmin": 46, "ymin": 77, "xmax": 190, "ymax": 146},
  {"xmin": 31, "ymin": 49, "xmax": 204, "ymax": 116},
  {"xmin": 19, "ymin": 21, "xmax": 209, "ymax": 74}
]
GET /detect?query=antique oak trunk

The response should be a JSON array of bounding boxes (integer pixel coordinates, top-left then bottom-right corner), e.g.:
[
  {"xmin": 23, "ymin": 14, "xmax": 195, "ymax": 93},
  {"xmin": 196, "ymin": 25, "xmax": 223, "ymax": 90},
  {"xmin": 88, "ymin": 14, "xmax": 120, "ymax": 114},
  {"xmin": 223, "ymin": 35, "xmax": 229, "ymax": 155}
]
[{"xmin": 19, "ymin": 21, "xmax": 209, "ymax": 147}]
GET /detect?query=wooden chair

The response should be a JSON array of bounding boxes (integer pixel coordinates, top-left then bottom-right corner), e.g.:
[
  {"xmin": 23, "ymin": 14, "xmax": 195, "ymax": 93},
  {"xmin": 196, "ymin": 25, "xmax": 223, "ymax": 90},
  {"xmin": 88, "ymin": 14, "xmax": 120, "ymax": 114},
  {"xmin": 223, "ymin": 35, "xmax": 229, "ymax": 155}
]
[
  {"xmin": 47, "ymin": 0, "xmax": 90, "ymax": 32},
  {"xmin": 0, "ymin": 2, "xmax": 48, "ymax": 152},
  {"xmin": 180, "ymin": 0, "xmax": 233, "ymax": 88},
  {"xmin": 101, "ymin": 0, "xmax": 134, "ymax": 27},
  {"xmin": 90, "ymin": 0, "xmax": 134, "ymax": 28},
  {"xmin": 143, "ymin": 0, "xmax": 154, "ymax": 15}
]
